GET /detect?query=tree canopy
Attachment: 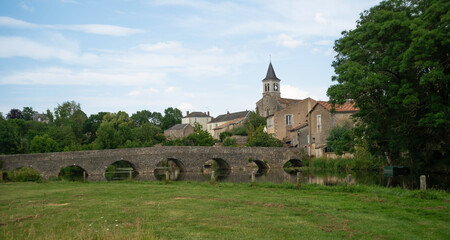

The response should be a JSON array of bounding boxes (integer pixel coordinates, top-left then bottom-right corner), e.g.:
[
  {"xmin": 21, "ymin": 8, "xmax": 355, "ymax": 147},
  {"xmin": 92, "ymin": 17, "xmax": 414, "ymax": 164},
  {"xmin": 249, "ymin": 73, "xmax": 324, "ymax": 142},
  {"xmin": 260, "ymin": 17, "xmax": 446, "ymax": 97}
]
[{"xmin": 327, "ymin": 0, "xmax": 449, "ymax": 167}]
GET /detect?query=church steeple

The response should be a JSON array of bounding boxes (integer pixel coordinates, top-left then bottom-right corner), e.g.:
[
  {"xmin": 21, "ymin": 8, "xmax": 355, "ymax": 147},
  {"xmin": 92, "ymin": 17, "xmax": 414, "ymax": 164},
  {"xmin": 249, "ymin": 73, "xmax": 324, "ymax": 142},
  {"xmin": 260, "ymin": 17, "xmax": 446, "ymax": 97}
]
[{"xmin": 262, "ymin": 62, "xmax": 281, "ymax": 98}]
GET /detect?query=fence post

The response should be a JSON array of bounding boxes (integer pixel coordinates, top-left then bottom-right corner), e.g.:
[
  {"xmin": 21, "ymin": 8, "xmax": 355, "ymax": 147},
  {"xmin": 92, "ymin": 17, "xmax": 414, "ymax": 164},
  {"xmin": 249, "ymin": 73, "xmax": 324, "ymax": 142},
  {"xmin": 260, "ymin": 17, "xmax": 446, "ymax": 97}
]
[
  {"xmin": 129, "ymin": 170, "xmax": 132, "ymax": 181},
  {"xmin": 83, "ymin": 171, "xmax": 86, "ymax": 182},
  {"xmin": 251, "ymin": 171, "xmax": 255, "ymax": 184},
  {"xmin": 211, "ymin": 170, "xmax": 215, "ymax": 184},
  {"xmin": 347, "ymin": 174, "xmax": 352, "ymax": 185},
  {"xmin": 165, "ymin": 170, "xmax": 170, "ymax": 182},
  {"xmin": 296, "ymin": 172, "xmax": 301, "ymax": 185},
  {"xmin": 420, "ymin": 175, "xmax": 426, "ymax": 191},
  {"xmin": 0, "ymin": 171, "xmax": 3, "ymax": 181}
]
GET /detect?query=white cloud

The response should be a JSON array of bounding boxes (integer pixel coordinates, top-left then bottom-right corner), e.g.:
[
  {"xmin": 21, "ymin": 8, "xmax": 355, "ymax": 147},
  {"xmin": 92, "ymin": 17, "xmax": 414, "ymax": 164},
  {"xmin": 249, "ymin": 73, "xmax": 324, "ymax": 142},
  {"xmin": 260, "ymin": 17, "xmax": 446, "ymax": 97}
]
[
  {"xmin": 314, "ymin": 13, "xmax": 327, "ymax": 24},
  {"xmin": 281, "ymin": 85, "xmax": 311, "ymax": 99},
  {"xmin": 275, "ymin": 34, "xmax": 304, "ymax": 48},
  {"xmin": 311, "ymin": 48, "xmax": 320, "ymax": 54},
  {"xmin": 139, "ymin": 41, "xmax": 182, "ymax": 51},
  {"xmin": 178, "ymin": 103, "xmax": 194, "ymax": 112},
  {"xmin": 0, "ymin": 16, "xmax": 144, "ymax": 36},
  {"xmin": 20, "ymin": 2, "xmax": 35, "ymax": 12},
  {"xmin": 128, "ymin": 88, "xmax": 159, "ymax": 96},
  {"xmin": 314, "ymin": 40, "xmax": 333, "ymax": 46}
]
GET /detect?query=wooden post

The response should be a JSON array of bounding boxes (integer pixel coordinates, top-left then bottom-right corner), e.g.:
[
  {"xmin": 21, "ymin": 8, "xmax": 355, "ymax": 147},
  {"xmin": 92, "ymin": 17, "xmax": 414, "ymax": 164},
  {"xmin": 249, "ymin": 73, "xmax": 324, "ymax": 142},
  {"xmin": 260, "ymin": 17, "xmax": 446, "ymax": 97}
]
[
  {"xmin": 347, "ymin": 174, "xmax": 352, "ymax": 185},
  {"xmin": 251, "ymin": 172, "xmax": 255, "ymax": 184},
  {"xmin": 83, "ymin": 171, "xmax": 86, "ymax": 182},
  {"xmin": 296, "ymin": 172, "xmax": 301, "ymax": 185},
  {"xmin": 0, "ymin": 171, "xmax": 3, "ymax": 181},
  {"xmin": 165, "ymin": 170, "xmax": 170, "ymax": 182},
  {"xmin": 211, "ymin": 170, "xmax": 215, "ymax": 184},
  {"xmin": 420, "ymin": 175, "xmax": 426, "ymax": 191},
  {"xmin": 129, "ymin": 170, "xmax": 132, "ymax": 181}
]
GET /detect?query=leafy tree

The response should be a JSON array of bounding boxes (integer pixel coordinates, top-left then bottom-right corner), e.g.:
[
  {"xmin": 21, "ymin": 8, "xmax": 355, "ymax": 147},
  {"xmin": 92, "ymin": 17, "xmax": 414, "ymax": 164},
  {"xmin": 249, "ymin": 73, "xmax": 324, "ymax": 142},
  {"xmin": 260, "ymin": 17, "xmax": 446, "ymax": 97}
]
[
  {"xmin": 150, "ymin": 112, "xmax": 163, "ymax": 126},
  {"xmin": 48, "ymin": 125, "xmax": 77, "ymax": 151},
  {"xmin": 30, "ymin": 134, "xmax": 58, "ymax": 153},
  {"xmin": 163, "ymin": 124, "xmax": 215, "ymax": 146},
  {"xmin": 161, "ymin": 107, "xmax": 182, "ymax": 130},
  {"xmin": 0, "ymin": 120, "xmax": 27, "ymax": 154},
  {"xmin": 131, "ymin": 110, "xmax": 152, "ymax": 126},
  {"xmin": 22, "ymin": 107, "xmax": 37, "ymax": 121},
  {"xmin": 326, "ymin": 122, "xmax": 354, "ymax": 156},
  {"xmin": 131, "ymin": 123, "xmax": 164, "ymax": 146},
  {"xmin": 54, "ymin": 101, "xmax": 81, "ymax": 126},
  {"xmin": 94, "ymin": 111, "xmax": 133, "ymax": 149},
  {"xmin": 244, "ymin": 111, "xmax": 266, "ymax": 129},
  {"xmin": 327, "ymin": 0, "xmax": 449, "ymax": 167},
  {"xmin": 46, "ymin": 109, "xmax": 54, "ymax": 123},
  {"xmin": 6, "ymin": 109, "xmax": 24, "ymax": 120},
  {"xmin": 246, "ymin": 126, "xmax": 282, "ymax": 147},
  {"xmin": 0, "ymin": 112, "xmax": 4, "ymax": 121},
  {"xmin": 223, "ymin": 137, "xmax": 237, "ymax": 147},
  {"xmin": 84, "ymin": 112, "xmax": 107, "ymax": 143}
]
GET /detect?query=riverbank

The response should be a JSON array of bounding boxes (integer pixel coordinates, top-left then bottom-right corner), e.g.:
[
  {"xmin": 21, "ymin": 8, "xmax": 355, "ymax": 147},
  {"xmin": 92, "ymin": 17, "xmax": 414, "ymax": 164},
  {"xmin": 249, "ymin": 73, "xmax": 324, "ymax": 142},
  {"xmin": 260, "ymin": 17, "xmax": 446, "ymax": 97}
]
[{"xmin": 1, "ymin": 181, "xmax": 449, "ymax": 239}]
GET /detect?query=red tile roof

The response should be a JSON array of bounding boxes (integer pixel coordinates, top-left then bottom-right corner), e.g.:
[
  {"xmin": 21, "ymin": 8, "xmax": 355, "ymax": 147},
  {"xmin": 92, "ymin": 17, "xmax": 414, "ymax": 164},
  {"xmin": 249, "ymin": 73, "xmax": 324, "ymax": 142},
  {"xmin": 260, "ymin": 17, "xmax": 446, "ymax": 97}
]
[
  {"xmin": 279, "ymin": 98, "xmax": 300, "ymax": 106},
  {"xmin": 315, "ymin": 101, "xmax": 359, "ymax": 112}
]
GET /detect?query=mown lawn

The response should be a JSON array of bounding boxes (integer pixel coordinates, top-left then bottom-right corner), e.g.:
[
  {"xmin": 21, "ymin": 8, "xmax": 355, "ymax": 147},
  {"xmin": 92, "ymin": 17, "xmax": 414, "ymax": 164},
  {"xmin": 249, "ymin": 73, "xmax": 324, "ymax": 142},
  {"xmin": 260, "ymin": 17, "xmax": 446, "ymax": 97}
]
[{"xmin": 0, "ymin": 181, "xmax": 449, "ymax": 239}]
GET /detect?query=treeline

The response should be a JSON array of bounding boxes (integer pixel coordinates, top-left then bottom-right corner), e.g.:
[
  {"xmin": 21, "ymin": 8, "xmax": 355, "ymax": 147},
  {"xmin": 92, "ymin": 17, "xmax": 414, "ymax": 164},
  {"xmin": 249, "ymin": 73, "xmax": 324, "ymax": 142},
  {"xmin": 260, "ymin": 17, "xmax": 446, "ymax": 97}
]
[{"xmin": 0, "ymin": 101, "xmax": 182, "ymax": 154}]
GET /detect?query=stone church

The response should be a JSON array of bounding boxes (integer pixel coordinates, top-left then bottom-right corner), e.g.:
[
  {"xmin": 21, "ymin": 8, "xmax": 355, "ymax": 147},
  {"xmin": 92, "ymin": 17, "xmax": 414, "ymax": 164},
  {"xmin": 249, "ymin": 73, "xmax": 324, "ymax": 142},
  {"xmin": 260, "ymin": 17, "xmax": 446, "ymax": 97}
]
[{"xmin": 256, "ymin": 62, "xmax": 300, "ymax": 117}]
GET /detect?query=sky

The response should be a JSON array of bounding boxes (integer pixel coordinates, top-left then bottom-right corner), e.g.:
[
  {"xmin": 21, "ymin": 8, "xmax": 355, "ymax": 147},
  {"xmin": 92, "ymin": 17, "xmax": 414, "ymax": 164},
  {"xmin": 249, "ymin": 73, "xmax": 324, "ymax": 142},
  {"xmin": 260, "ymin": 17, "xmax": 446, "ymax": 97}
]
[{"xmin": 0, "ymin": 0, "xmax": 382, "ymax": 117}]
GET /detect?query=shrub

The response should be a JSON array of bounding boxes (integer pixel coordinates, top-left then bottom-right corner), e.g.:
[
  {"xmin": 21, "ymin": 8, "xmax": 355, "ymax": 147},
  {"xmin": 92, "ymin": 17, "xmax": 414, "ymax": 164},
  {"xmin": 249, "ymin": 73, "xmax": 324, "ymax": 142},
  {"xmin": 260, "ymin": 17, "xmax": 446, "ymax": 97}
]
[
  {"xmin": 222, "ymin": 137, "xmax": 237, "ymax": 147},
  {"xmin": 7, "ymin": 167, "xmax": 42, "ymax": 182}
]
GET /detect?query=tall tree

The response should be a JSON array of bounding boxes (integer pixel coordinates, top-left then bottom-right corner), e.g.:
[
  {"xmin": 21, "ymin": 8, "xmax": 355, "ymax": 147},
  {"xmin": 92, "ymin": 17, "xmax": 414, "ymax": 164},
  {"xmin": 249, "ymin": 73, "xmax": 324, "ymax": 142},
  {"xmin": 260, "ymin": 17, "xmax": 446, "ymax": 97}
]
[
  {"xmin": 22, "ymin": 107, "xmax": 37, "ymax": 121},
  {"xmin": 161, "ymin": 107, "xmax": 182, "ymax": 130},
  {"xmin": 54, "ymin": 101, "xmax": 81, "ymax": 126},
  {"xmin": 6, "ymin": 109, "xmax": 24, "ymax": 120},
  {"xmin": 327, "ymin": 0, "xmax": 449, "ymax": 167}
]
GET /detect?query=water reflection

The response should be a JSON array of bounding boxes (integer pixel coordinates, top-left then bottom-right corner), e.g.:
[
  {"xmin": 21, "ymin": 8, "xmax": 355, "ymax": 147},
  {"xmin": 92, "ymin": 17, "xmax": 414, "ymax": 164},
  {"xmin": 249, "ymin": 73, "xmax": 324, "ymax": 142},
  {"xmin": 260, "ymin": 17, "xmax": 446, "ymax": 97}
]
[{"xmin": 151, "ymin": 168, "xmax": 449, "ymax": 191}]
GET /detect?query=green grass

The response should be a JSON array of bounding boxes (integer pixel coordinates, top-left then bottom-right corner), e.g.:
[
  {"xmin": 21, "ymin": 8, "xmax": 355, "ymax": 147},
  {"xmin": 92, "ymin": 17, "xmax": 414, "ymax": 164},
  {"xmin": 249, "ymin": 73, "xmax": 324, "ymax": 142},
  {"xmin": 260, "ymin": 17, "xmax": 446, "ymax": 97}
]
[{"xmin": 1, "ymin": 181, "xmax": 449, "ymax": 239}]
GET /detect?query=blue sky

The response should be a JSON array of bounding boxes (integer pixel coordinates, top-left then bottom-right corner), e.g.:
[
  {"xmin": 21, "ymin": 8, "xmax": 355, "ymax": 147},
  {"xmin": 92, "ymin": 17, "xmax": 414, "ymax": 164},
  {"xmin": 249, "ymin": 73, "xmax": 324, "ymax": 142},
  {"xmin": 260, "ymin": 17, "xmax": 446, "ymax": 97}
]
[{"xmin": 0, "ymin": 0, "xmax": 381, "ymax": 117}]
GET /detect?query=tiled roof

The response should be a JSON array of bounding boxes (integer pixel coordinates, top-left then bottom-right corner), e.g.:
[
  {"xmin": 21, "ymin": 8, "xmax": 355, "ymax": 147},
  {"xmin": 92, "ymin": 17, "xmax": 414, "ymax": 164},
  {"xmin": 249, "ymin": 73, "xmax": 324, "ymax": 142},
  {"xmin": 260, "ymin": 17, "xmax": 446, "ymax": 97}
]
[
  {"xmin": 184, "ymin": 112, "xmax": 210, "ymax": 118},
  {"xmin": 290, "ymin": 123, "xmax": 308, "ymax": 131},
  {"xmin": 167, "ymin": 123, "xmax": 190, "ymax": 130},
  {"xmin": 314, "ymin": 101, "xmax": 359, "ymax": 113},
  {"xmin": 209, "ymin": 111, "xmax": 250, "ymax": 124},
  {"xmin": 214, "ymin": 117, "xmax": 246, "ymax": 130},
  {"xmin": 279, "ymin": 97, "xmax": 300, "ymax": 106}
]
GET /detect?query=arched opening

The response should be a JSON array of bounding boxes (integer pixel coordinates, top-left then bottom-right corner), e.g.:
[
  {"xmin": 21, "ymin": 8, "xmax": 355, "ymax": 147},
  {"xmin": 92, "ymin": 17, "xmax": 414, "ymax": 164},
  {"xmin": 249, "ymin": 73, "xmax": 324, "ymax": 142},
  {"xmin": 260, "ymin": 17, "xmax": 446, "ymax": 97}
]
[
  {"xmin": 8, "ymin": 167, "xmax": 41, "ymax": 182},
  {"xmin": 252, "ymin": 160, "xmax": 270, "ymax": 176},
  {"xmin": 202, "ymin": 158, "xmax": 231, "ymax": 180},
  {"xmin": 105, "ymin": 160, "xmax": 138, "ymax": 181},
  {"xmin": 59, "ymin": 165, "xmax": 87, "ymax": 181},
  {"xmin": 154, "ymin": 158, "xmax": 186, "ymax": 181},
  {"xmin": 283, "ymin": 159, "xmax": 303, "ymax": 174}
]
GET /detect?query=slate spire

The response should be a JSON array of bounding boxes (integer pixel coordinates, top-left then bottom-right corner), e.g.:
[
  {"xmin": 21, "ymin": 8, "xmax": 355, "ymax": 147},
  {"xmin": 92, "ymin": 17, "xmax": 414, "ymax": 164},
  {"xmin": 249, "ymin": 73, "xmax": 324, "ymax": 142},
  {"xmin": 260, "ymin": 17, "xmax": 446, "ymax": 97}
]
[{"xmin": 263, "ymin": 62, "xmax": 280, "ymax": 81}]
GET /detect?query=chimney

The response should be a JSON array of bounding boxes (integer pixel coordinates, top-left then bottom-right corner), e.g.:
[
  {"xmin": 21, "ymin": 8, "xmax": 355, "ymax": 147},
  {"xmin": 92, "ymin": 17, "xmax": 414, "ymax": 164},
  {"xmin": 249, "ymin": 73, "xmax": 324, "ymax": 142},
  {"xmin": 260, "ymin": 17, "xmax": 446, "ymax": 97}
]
[
  {"xmin": 207, "ymin": 111, "xmax": 210, "ymax": 116},
  {"xmin": 186, "ymin": 111, "xmax": 190, "ymax": 116}
]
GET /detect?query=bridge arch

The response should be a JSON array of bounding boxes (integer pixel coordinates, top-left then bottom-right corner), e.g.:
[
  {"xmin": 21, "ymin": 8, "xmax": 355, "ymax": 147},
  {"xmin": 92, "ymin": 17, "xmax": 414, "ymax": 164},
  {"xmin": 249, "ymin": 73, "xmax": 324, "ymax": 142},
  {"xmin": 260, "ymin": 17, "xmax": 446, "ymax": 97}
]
[
  {"xmin": 251, "ymin": 159, "xmax": 270, "ymax": 175},
  {"xmin": 105, "ymin": 160, "xmax": 138, "ymax": 181},
  {"xmin": 282, "ymin": 159, "xmax": 303, "ymax": 174},
  {"xmin": 154, "ymin": 158, "xmax": 187, "ymax": 181},
  {"xmin": 59, "ymin": 165, "xmax": 88, "ymax": 181}
]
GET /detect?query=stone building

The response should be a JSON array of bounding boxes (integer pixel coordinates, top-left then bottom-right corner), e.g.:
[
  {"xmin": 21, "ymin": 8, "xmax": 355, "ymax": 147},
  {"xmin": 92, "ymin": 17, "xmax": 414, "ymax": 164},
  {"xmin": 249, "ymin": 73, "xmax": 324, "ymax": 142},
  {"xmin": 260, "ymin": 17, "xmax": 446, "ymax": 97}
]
[
  {"xmin": 307, "ymin": 101, "xmax": 358, "ymax": 157},
  {"xmin": 256, "ymin": 62, "xmax": 299, "ymax": 117},
  {"xmin": 164, "ymin": 123, "xmax": 194, "ymax": 140},
  {"xmin": 181, "ymin": 111, "xmax": 212, "ymax": 131},
  {"xmin": 266, "ymin": 98, "xmax": 316, "ymax": 145},
  {"xmin": 207, "ymin": 111, "xmax": 250, "ymax": 138},
  {"xmin": 32, "ymin": 113, "xmax": 49, "ymax": 123}
]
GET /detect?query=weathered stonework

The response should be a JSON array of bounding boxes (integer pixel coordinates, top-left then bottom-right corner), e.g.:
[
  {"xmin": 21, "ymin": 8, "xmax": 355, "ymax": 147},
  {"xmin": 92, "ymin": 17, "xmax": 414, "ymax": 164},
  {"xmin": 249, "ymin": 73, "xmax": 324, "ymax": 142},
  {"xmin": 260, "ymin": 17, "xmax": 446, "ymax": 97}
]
[{"xmin": 0, "ymin": 146, "xmax": 305, "ymax": 181}]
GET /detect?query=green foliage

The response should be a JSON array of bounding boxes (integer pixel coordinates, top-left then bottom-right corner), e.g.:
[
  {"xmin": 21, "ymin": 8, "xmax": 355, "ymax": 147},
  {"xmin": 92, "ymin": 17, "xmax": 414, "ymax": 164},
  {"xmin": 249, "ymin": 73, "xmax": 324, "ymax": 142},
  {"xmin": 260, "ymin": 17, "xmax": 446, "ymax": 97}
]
[
  {"xmin": 7, "ymin": 167, "xmax": 42, "ymax": 182},
  {"xmin": 83, "ymin": 112, "xmax": 107, "ymax": 143},
  {"xmin": 222, "ymin": 137, "xmax": 237, "ymax": 147},
  {"xmin": 246, "ymin": 126, "xmax": 282, "ymax": 147},
  {"xmin": 328, "ymin": 0, "xmax": 449, "ymax": 168},
  {"xmin": 30, "ymin": 134, "xmax": 58, "ymax": 153},
  {"xmin": 161, "ymin": 107, "xmax": 182, "ymax": 130},
  {"xmin": 163, "ymin": 127, "xmax": 216, "ymax": 146},
  {"xmin": 326, "ymin": 122, "xmax": 353, "ymax": 155},
  {"xmin": 219, "ymin": 131, "xmax": 233, "ymax": 142},
  {"xmin": 22, "ymin": 107, "xmax": 37, "ymax": 121}
]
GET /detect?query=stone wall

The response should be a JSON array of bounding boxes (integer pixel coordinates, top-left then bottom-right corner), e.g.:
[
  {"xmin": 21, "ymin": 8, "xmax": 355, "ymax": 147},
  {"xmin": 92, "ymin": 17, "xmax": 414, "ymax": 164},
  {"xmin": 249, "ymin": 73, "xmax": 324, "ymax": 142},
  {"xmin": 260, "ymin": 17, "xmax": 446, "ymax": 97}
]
[{"xmin": 0, "ymin": 146, "xmax": 305, "ymax": 181}]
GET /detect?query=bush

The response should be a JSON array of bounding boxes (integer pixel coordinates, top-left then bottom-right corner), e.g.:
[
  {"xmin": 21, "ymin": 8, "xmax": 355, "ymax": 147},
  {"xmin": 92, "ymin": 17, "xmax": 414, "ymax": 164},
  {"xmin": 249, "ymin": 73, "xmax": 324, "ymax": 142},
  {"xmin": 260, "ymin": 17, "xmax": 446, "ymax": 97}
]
[
  {"xmin": 7, "ymin": 167, "xmax": 42, "ymax": 182},
  {"xmin": 219, "ymin": 132, "xmax": 233, "ymax": 142},
  {"xmin": 222, "ymin": 137, "xmax": 237, "ymax": 147}
]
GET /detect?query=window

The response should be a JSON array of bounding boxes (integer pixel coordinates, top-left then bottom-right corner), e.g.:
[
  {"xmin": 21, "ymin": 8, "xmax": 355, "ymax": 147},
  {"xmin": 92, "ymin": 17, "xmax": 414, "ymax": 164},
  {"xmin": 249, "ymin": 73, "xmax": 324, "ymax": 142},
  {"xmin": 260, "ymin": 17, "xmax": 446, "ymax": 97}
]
[
  {"xmin": 274, "ymin": 83, "xmax": 279, "ymax": 91},
  {"xmin": 209, "ymin": 125, "xmax": 212, "ymax": 130},
  {"xmin": 317, "ymin": 114, "xmax": 322, "ymax": 132},
  {"xmin": 266, "ymin": 109, "xmax": 270, "ymax": 116},
  {"xmin": 285, "ymin": 115, "xmax": 292, "ymax": 126}
]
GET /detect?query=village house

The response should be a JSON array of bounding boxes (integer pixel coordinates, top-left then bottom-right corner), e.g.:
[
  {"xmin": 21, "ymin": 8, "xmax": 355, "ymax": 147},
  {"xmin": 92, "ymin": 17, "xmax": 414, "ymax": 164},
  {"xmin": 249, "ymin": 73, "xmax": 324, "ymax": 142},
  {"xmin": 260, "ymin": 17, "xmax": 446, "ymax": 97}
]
[
  {"xmin": 307, "ymin": 101, "xmax": 359, "ymax": 157},
  {"xmin": 164, "ymin": 123, "xmax": 194, "ymax": 140},
  {"xmin": 181, "ymin": 111, "xmax": 212, "ymax": 131},
  {"xmin": 207, "ymin": 111, "xmax": 250, "ymax": 139}
]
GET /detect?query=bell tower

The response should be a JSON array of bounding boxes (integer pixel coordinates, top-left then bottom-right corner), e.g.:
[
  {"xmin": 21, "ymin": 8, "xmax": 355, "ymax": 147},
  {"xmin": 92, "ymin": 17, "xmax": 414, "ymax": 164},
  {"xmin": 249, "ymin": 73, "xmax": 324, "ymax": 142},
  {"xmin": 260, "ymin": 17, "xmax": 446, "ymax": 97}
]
[{"xmin": 262, "ymin": 62, "xmax": 281, "ymax": 98}]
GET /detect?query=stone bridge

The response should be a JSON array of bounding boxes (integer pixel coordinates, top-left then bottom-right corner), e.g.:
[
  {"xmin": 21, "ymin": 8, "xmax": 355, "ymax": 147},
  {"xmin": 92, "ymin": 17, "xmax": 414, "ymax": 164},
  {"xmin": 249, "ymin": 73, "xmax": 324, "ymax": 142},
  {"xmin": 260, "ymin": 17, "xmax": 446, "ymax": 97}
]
[{"xmin": 0, "ymin": 146, "xmax": 305, "ymax": 181}]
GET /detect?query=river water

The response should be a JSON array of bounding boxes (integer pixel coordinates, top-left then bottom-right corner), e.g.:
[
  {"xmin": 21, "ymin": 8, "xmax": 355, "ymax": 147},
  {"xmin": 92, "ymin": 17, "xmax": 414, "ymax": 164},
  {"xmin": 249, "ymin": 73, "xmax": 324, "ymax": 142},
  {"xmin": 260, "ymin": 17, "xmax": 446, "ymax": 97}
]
[{"xmin": 136, "ymin": 168, "xmax": 449, "ymax": 191}]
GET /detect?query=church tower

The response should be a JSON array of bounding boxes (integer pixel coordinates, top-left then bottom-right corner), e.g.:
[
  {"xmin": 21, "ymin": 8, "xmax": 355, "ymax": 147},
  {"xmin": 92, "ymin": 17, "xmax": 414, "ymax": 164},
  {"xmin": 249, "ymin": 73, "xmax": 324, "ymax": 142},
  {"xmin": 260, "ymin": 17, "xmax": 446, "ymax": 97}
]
[{"xmin": 262, "ymin": 62, "xmax": 281, "ymax": 98}]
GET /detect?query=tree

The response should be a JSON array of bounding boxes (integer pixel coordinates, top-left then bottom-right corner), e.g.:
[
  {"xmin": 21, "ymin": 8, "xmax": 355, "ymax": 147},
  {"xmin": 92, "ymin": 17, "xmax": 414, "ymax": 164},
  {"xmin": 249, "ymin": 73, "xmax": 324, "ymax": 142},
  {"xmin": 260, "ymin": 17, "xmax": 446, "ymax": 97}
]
[
  {"xmin": 22, "ymin": 107, "xmax": 37, "ymax": 121},
  {"xmin": 83, "ymin": 112, "xmax": 107, "ymax": 143},
  {"xmin": 326, "ymin": 122, "xmax": 354, "ymax": 156},
  {"xmin": 131, "ymin": 110, "xmax": 152, "ymax": 126},
  {"xmin": 30, "ymin": 134, "xmax": 58, "ymax": 153},
  {"xmin": 6, "ymin": 109, "xmax": 24, "ymax": 120},
  {"xmin": 246, "ymin": 126, "xmax": 282, "ymax": 147},
  {"xmin": 161, "ymin": 107, "xmax": 182, "ymax": 130},
  {"xmin": 327, "ymin": 0, "xmax": 449, "ymax": 167},
  {"xmin": 54, "ymin": 101, "xmax": 81, "ymax": 125}
]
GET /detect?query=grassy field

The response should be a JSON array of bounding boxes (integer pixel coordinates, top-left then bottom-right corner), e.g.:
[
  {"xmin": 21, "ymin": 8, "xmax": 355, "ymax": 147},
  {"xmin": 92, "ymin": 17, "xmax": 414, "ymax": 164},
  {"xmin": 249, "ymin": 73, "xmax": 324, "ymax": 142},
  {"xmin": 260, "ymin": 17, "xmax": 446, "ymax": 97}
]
[{"xmin": 1, "ymin": 181, "xmax": 449, "ymax": 240}]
